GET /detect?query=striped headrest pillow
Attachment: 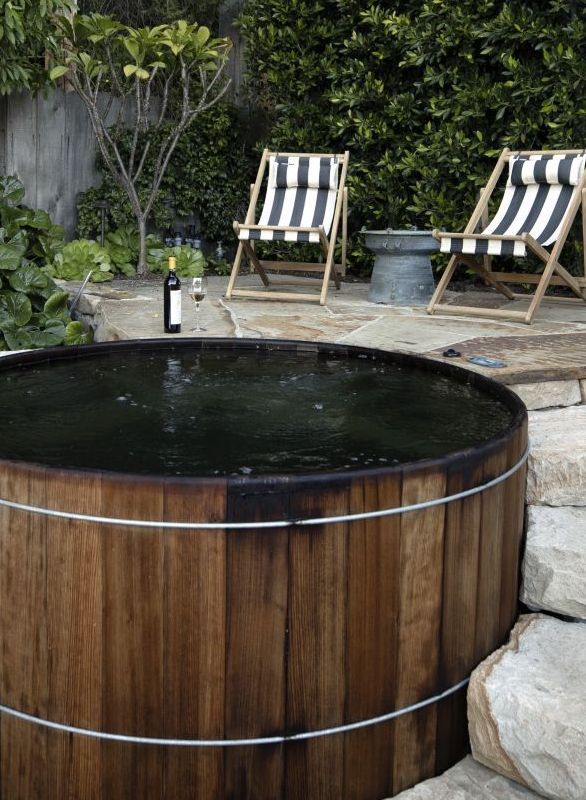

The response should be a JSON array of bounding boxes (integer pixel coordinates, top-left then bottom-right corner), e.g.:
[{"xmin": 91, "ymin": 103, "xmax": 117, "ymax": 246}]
[
  {"xmin": 508, "ymin": 153, "xmax": 586, "ymax": 187},
  {"xmin": 269, "ymin": 156, "xmax": 339, "ymax": 190}
]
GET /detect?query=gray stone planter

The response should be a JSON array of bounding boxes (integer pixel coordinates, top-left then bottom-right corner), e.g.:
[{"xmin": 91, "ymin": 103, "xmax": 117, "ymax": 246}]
[{"xmin": 365, "ymin": 229, "xmax": 439, "ymax": 305}]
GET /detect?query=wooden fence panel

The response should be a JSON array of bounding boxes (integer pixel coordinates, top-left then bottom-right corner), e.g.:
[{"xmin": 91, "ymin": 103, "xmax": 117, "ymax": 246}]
[{"xmin": 0, "ymin": 89, "xmax": 100, "ymax": 237}]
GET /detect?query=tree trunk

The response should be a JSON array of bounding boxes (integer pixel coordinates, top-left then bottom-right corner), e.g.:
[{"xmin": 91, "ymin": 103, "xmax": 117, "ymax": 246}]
[{"xmin": 137, "ymin": 215, "xmax": 147, "ymax": 276}]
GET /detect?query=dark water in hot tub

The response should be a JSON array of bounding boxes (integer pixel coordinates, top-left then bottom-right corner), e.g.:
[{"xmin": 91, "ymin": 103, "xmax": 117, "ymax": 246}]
[{"xmin": 0, "ymin": 348, "xmax": 514, "ymax": 476}]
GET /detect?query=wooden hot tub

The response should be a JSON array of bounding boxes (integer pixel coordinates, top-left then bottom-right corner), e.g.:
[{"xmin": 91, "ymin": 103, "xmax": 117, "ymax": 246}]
[{"xmin": 0, "ymin": 339, "xmax": 527, "ymax": 799}]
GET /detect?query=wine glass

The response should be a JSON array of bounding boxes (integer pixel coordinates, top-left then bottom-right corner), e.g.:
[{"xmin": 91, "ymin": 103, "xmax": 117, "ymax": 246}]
[{"xmin": 189, "ymin": 276, "xmax": 208, "ymax": 332}]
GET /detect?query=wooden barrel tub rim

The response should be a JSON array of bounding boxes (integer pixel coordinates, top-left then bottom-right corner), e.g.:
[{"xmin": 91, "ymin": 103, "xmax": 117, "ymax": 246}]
[
  {"xmin": 0, "ymin": 337, "xmax": 528, "ymax": 750},
  {"xmin": 0, "ymin": 336, "xmax": 528, "ymax": 490}
]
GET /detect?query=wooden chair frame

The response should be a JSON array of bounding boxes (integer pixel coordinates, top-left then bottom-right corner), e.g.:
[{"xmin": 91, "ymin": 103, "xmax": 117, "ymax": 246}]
[
  {"xmin": 427, "ymin": 147, "xmax": 586, "ymax": 324},
  {"xmin": 225, "ymin": 149, "xmax": 350, "ymax": 305}
]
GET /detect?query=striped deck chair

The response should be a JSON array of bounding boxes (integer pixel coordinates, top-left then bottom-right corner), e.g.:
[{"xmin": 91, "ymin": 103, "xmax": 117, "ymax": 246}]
[
  {"xmin": 427, "ymin": 148, "xmax": 586, "ymax": 324},
  {"xmin": 225, "ymin": 149, "xmax": 350, "ymax": 305}
]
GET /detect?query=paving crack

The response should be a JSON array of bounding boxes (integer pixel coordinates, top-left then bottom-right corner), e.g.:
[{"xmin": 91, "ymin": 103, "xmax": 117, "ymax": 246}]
[{"xmin": 217, "ymin": 298, "xmax": 245, "ymax": 338}]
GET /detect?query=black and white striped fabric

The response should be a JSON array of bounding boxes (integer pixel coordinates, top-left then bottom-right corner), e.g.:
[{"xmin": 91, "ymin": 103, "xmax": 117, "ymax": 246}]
[
  {"xmin": 440, "ymin": 152, "xmax": 586, "ymax": 257},
  {"xmin": 239, "ymin": 155, "xmax": 340, "ymax": 243}
]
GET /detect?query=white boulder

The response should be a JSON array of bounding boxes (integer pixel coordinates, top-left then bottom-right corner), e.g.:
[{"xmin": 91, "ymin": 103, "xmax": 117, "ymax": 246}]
[
  {"xmin": 392, "ymin": 755, "xmax": 543, "ymax": 799},
  {"xmin": 521, "ymin": 506, "xmax": 586, "ymax": 619},
  {"xmin": 468, "ymin": 614, "xmax": 586, "ymax": 800},
  {"xmin": 509, "ymin": 380, "xmax": 581, "ymax": 411},
  {"xmin": 526, "ymin": 407, "xmax": 586, "ymax": 505}
]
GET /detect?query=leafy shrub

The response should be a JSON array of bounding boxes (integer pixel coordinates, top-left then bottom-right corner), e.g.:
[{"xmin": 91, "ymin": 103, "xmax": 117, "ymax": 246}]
[
  {"xmin": 0, "ymin": 177, "xmax": 65, "ymax": 264},
  {"xmin": 238, "ymin": 0, "xmax": 586, "ymax": 274},
  {"xmin": 105, "ymin": 225, "xmax": 139, "ymax": 275},
  {"xmin": 0, "ymin": 0, "xmax": 75, "ymax": 95},
  {"xmin": 48, "ymin": 240, "xmax": 114, "ymax": 283},
  {"xmin": 77, "ymin": 185, "xmax": 171, "ymax": 241},
  {"xmin": 146, "ymin": 243, "xmax": 205, "ymax": 277},
  {"xmin": 207, "ymin": 256, "xmax": 231, "ymax": 276},
  {"xmin": 76, "ymin": 103, "xmax": 253, "ymax": 246},
  {"xmin": 0, "ymin": 177, "xmax": 92, "ymax": 350},
  {"xmin": 77, "ymin": 0, "xmax": 221, "ymax": 30}
]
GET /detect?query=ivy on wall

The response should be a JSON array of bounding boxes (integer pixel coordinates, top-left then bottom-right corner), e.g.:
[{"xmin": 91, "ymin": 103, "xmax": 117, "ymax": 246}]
[
  {"xmin": 0, "ymin": 0, "xmax": 75, "ymax": 95},
  {"xmin": 238, "ymin": 0, "xmax": 586, "ymax": 271}
]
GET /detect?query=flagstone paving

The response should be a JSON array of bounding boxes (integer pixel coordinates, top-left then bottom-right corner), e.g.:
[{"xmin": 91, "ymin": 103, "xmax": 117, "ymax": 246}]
[{"xmin": 71, "ymin": 276, "xmax": 586, "ymax": 387}]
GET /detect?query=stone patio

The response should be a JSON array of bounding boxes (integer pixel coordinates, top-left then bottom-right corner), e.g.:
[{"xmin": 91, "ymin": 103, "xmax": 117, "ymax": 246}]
[{"xmin": 72, "ymin": 276, "xmax": 586, "ymax": 392}]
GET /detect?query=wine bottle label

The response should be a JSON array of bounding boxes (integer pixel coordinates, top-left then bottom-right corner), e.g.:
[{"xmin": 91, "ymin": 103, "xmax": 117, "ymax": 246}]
[{"xmin": 170, "ymin": 290, "xmax": 181, "ymax": 325}]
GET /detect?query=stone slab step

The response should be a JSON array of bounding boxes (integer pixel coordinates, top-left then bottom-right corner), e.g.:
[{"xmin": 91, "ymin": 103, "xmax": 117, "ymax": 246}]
[
  {"xmin": 392, "ymin": 755, "xmax": 544, "ymax": 799},
  {"xmin": 521, "ymin": 506, "xmax": 586, "ymax": 620},
  {"xmin": 509, "ymin": 380, "xmax": 582, "ymax": 411},
  {"xmin": 468, "ymin": 614, "xmax": 586, "ymax": 800},
  {"xmin": 527, "ymin": 406, "xmax": 586, "ymax": 505}
]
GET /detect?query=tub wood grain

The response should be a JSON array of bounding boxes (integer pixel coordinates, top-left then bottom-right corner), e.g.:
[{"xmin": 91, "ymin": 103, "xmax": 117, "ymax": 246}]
[{"xmin": 0, "ymin": 339, "xmax": 528, "ymax": 800}]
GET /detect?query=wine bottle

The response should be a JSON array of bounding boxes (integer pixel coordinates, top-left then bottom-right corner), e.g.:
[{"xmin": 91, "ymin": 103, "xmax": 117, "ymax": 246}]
[{"xmin": 164, "ymin": 256, "xmax": 181, "ymax": 333}]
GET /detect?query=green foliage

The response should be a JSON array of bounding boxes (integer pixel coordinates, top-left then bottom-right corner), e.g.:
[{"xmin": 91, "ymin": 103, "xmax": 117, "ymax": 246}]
[
  {"xmin": 239, "ymin": 0, "xmax": 586, "ymax": 273},
  {"xmin": 49, "ymin": 239, "xmax": 114, "ymax": 282},
  {"xmin": 105, "ymin": 225, "xmax": 139, "ymax": 275},
  {"xmin": 76, "ymin": 103, "xmax": 252, "ymax": 243},
  {"xmin": 77, "ymin": 185, "xmax": 168, "ymax": 238},
  {"xmin": 0, "ymin": 176, "xmax": 92, "ymax": 350},
  {"xmin": 77, "ymin": 0, "xmax": 221, "ymax": 30},
  {"xmin": 207, "ymin": 256, "xmax": 231, "ymax": 276},
  {"xmin": 50, "ymin": 14, "xmax": 229, "ymax": 85},
  {"xmin": 147, "ymin": 243, "xmax": 205, "ymax": 277},
  {"xmin": 164, "ymin": 105, "xmax": 252, "ymax": 241},
  {"xmin": 0, "ymin": 177, "xmax": 65, "ymax": 265},
  {"xmin": 49, "ymin": 12, "xmax": 232, "ymax": 274},
  {"xmin": 0, "ymin": 0, "xmax": 75, "ymax": 95}
]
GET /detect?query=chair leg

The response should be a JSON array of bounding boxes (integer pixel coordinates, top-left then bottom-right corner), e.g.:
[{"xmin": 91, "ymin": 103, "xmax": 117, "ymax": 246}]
[
  {"xmin": 427, "ymin": 255, "xmax": 459, "ymax": 313},
  {"xmin": 241, "ymin": 241, "xmax": 271, "ymax": 287},
  {"xmin": 225, "ymin": 241, "xmax": 244, "ymax": 299},
  {"xmin": 319, "ymin": 229, "xmax": 340, "ymax": 291},
  {"xmin": 524, "ymin": 257, "xmax": 574, "ymax": 323},
  {"xmin": 582, "ymin": 188, "xmax": 586, "ymax": 279},
  {"xmin": 342, "ymin": 187, "xmax": 348, "ymax": 274},
  {"xmin": 319, "ymin": 245, "xmax": 336, "ymax": 305}
]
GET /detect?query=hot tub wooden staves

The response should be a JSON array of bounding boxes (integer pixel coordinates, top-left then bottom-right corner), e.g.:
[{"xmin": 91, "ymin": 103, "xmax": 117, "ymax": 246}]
[{"xmin": 0, "ymin": 340, "xmax": 527, "ymax": 800}]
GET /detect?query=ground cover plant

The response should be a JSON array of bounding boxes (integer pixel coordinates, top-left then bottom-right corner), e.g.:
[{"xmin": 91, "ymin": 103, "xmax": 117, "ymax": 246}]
[
  {"xmin": 238, "ymin": 0, "xmax": 586, "ymax": 272},
  {"xmin": 0, "ymin": 177, "xmax": 93, "ymax": 350}
]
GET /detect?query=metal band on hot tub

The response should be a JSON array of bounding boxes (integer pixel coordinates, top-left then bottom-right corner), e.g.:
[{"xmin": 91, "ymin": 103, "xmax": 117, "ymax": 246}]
[
  {"xmin": 0, "ymin": 677, "xmax": 470, "ymax": 747},
  {"xmin": 0, "ymin": 445, "xmax": 529, "ymax": 530},
  {"xmin": 0, "ymin": 448, "xmax": 527, "ymax": 745}
]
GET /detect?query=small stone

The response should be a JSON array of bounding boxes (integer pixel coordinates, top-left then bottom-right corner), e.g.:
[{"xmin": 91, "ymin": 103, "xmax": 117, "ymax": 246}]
[
  {"xmin": 468, "ymin": 614, "xmax": 586, "ymax": 800},
  {"xmin": 526, "ymin": 407, "xmax": 586, "ymax": 505},
  {"xmin": 521, "ymin": 506, "xmax": 586, "ymax": 620},
  {"xmin": 391, "ymin": 756, "xmax": 542, "ymax": 799},
  {"xmin": 580, "ymin": 379, "xmax": 586, "ymax": 404},
  {"xmin": 508, "ymin": 380, "xmax": 581, "ymax": 411}
]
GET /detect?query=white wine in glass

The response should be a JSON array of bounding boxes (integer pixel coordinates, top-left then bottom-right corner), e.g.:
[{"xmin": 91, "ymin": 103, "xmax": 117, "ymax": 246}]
[{"xmin": 189, "ymin": 276, "xmax": 208, "ymax": 332}]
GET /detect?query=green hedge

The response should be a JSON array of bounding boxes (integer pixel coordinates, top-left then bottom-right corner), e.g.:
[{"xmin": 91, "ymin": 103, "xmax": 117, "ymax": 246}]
[
  {"xmin": 238, "ymin": 0, "xmax": 586, "ymax": 272},
  {"xmin": 77, "ymin": 0, "xmax": 221, "ymax": 29},
  {"xmin": 0, "ymin": 0, "xmax": 75, "ymax": 95},
  {"xmin": 77, "ymin": 103, "xmax": 252, "ymax": 245}
]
